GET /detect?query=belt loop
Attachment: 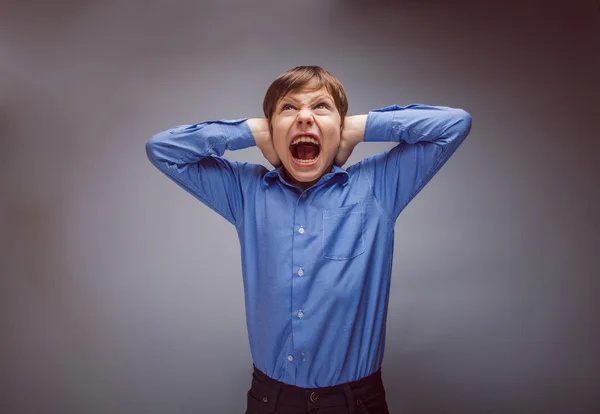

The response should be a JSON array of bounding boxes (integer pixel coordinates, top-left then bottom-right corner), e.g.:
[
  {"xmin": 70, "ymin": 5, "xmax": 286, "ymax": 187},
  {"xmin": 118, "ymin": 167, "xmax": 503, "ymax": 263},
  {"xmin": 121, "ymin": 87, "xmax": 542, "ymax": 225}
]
[
  {"xmin": 267, "ymin": 384, "xmax": 281, "ymax": 413},
  {"xmin": 343, "ymin": 384, "xmax": 356, "ymax": 414}
]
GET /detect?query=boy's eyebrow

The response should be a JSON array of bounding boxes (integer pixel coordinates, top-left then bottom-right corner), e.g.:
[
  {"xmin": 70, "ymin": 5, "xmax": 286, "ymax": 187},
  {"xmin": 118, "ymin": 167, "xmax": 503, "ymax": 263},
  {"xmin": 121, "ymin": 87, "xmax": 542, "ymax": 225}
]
[{"xmin": 279, "ymin": 94, "xmax": 333, "ymax": 105}]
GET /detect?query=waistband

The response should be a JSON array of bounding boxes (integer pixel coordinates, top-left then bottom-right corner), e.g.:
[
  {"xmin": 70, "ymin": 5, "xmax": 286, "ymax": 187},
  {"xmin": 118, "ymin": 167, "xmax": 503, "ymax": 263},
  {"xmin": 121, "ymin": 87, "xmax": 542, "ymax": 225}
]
[{"xmin": 250, "ymin": 365, "xmax": 384, "ymax": 412}]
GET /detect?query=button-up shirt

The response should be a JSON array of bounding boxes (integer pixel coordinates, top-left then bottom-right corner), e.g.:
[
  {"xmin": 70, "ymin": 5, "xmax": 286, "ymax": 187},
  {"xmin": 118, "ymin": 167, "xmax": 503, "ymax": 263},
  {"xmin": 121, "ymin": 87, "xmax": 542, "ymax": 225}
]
[{"xmin": 146, "ymin": 104, "xmax": 472, "ymax": 387}]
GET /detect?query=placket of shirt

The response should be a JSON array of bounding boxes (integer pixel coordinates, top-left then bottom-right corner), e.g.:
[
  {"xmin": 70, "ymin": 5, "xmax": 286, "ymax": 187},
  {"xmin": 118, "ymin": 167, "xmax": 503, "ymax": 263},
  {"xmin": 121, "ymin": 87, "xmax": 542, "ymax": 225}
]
[{"xmin": 283, "ymin": 189, "xmax": 311, "ymax": 384}]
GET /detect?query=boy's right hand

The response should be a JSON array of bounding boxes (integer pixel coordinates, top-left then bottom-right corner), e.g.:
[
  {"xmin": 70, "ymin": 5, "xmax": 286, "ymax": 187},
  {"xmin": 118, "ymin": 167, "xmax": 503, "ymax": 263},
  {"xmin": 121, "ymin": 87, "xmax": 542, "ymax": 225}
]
[{"xmin": 247, "ymin": 118, "xmax": 281, "ymax": 168}]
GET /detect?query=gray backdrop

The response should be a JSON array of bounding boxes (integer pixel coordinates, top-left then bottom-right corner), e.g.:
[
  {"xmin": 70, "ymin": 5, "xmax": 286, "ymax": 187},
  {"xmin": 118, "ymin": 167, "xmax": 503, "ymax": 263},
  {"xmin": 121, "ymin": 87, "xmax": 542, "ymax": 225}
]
[{"xmin": 1, "ymin": 0, "xmax": 599, "ymax": 413}]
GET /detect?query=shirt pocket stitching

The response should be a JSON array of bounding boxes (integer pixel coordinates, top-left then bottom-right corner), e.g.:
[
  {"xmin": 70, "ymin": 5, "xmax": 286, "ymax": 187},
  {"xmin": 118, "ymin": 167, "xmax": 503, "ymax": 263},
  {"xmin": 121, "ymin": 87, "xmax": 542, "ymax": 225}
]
[{"xmin": 322, "ymin": 204, "xmax": 365, "ymax": 260}]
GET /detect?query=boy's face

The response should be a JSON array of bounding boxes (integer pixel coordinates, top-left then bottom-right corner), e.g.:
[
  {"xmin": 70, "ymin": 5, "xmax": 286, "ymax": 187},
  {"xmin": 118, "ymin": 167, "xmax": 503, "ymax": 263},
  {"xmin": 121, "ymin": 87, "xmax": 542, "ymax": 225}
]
[{"xmin": 270, "ymin": 79, "xmax": 342, "ymax": 189}]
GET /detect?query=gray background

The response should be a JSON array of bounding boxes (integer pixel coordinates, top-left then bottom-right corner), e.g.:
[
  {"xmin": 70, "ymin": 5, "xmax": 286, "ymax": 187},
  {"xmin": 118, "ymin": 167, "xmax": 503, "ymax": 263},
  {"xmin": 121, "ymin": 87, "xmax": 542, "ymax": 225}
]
[{"xmin": 1, "ymin": 0, "xmax": 599, "ymax": 413}]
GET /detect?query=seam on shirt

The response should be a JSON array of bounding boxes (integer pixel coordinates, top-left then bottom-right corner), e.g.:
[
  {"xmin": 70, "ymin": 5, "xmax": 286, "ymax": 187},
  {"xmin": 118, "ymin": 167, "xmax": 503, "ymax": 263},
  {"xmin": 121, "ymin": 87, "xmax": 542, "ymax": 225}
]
[
  {"xmin": 234, "ymin": 161, "xmax": 250, "ymax": 231},
  {"xmin": 288, "ymin": 196, "xmax": 300, "ymax": 383},
  {"xmin": 324, "ymin": 210, "xmax": 362, "ymax": 218}
]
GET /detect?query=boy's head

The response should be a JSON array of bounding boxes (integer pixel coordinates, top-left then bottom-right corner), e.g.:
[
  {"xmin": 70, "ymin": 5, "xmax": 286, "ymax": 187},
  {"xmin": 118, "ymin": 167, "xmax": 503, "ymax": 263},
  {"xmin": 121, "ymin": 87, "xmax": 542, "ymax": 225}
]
[{"xmin": 263, "ymin": 66, "xmax": 349, "ymax": 189}]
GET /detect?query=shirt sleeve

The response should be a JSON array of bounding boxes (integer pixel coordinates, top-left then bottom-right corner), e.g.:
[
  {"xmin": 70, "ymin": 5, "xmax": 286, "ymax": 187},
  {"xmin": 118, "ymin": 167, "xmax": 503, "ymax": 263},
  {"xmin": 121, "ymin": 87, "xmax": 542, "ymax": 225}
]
[
  {"xmin": 353, "ymin": 104, "xmax": 472, "ymax": 220},
  {"xmin": 145, "ymin": 118, "xmax": 261, "ymax": 227}
]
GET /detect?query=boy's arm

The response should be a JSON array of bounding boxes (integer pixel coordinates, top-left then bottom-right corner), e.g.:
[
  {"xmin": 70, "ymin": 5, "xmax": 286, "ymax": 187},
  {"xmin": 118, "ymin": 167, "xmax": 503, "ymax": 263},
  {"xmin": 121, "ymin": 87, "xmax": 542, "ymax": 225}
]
[
  {"xmin": 341, "ymin": 104, "xmax": 472, "ymax": 220},
  {"xmin": 145, "ymin": 118, "xmax": 276, "ymax": 227}
]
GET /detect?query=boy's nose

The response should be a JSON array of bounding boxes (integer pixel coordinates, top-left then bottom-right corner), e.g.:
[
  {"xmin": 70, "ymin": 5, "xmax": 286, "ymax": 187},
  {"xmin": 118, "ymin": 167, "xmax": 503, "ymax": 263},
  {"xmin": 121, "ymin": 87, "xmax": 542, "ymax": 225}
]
[{"xmin": 297, "ymin": 110, "xmax": 314, "ymax": 125}]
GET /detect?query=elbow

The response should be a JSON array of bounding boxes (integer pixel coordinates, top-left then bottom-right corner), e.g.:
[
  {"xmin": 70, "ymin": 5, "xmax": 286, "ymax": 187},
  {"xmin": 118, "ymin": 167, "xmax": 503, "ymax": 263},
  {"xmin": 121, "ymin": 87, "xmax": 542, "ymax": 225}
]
[
  {"xmin": 145, "ymin": 134, "xmax": 159, "ymax": 164},
  {"xmin": 454, "ymin": 109, "xmax": 472, "ymax": 137},
  {"xmin": 439, "ymin": 109, "xmax": 472, "ymax": 143},
  {"xmin": 145, "ymin": 130, "xmax": 170, "ymax": 164}
]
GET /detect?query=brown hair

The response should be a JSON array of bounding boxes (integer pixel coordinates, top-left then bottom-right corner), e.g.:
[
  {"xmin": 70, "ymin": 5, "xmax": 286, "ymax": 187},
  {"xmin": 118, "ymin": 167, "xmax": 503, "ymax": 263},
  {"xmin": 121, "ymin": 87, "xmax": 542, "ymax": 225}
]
[{"xmin": 262, "ymin": 66, "xmax": 349, "ymax": 125}]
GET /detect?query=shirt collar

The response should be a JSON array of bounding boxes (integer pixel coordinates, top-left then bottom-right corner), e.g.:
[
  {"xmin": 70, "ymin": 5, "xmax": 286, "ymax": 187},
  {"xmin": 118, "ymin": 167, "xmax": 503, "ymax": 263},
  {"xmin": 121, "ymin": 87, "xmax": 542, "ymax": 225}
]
[{"xmin": 261, "ymin": 165, "xmax": 349, "ymax": 189}]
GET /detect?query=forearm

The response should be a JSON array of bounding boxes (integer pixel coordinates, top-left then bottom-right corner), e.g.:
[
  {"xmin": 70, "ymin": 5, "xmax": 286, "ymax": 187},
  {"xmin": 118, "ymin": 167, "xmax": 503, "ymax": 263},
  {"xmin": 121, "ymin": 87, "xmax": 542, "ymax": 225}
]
[
  {"xmin": 364, "ymin": 104, "xmax": 472, "ymax": 145},
  {"xmin": 145, "ymin": 118, "xmax": 256, "ymax": 166}
]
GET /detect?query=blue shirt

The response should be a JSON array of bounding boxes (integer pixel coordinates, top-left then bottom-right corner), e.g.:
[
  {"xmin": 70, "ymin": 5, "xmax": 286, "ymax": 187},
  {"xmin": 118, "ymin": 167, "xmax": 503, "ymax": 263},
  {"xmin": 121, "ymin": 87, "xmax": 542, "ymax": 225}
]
[{"xmin": 146, "ymin": 104, "xmax": 472, "ymax": 387}]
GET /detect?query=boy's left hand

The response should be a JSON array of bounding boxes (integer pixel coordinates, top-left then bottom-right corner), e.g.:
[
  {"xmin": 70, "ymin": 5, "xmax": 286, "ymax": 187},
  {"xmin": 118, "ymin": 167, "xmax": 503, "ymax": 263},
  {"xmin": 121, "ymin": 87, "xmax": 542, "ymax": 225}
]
[{"xmin": 335, "ymin": 115, "xmax": 368, "ymax": 167}]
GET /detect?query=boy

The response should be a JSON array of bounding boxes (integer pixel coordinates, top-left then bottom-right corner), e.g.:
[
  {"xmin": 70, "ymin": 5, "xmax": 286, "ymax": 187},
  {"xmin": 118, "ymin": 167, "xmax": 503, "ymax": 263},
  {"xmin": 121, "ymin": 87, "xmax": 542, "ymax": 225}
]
[{"xmin": 146, "ymin": 66, "xmax": 472, "ymax": 414}]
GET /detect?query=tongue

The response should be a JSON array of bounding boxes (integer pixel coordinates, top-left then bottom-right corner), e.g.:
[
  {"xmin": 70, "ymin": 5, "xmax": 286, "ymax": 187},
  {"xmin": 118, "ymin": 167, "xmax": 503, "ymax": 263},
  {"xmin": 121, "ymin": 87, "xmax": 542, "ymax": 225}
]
[{"xmin": 297, "ymin": 144, "xmax": 318, "ymax": 160}]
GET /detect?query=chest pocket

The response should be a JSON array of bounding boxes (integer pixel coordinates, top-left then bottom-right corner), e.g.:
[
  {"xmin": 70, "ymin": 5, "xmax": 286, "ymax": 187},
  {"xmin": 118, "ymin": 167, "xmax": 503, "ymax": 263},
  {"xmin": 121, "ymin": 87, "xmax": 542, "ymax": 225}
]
[{"xmin": 322, "ymin": 203, "xmax": 365, "ymax": 260}]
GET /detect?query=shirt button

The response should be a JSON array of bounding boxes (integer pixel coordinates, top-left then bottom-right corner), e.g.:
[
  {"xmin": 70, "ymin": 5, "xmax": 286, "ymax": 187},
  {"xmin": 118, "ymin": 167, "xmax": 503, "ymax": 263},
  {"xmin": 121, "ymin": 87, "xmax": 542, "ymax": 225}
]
[
  {"xmin": 297, "ymin": 268, "xmax": 304, "ymax": 277},
  {"xmin": 301, "ymin": 193, "xmax": 307, "ymax": 199},
  {"xmin": 297, "ymin": 310, "xmax": 304, "ymax": 319},
  {"xmin": 287, "ymin": 355, "xmax": 294, "ymax": 362},
  {"xmin": 298, "ymin": 226, "xmax": 305, "ymax": 234}
]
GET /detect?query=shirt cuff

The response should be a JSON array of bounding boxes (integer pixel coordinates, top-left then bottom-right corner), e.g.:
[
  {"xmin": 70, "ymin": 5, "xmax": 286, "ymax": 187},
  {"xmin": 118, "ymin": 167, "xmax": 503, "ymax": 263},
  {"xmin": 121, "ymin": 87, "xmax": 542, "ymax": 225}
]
[
  {"xmin": 216, "ymin": 118, "xmax": 256, "ymax": 151},
  {"xmin": 363, "ymin": 105, "xmax": 402, "ymax": 142}
]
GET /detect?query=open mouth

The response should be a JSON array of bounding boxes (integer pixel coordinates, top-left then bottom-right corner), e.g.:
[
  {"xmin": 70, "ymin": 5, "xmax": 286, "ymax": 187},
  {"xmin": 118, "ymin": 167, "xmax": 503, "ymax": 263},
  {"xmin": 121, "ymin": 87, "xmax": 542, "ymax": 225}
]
[{"xmin": 289, "ymin": 136, "xmax": 321, "ymax": 165}]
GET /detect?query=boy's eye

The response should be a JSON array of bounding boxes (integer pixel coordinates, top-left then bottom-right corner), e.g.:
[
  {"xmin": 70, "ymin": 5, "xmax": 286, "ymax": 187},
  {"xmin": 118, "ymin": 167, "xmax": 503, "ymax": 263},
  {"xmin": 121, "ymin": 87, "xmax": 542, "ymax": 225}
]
[{"xmin": 281, "ymin": 102, "xmax": 329, "ymax": 111}]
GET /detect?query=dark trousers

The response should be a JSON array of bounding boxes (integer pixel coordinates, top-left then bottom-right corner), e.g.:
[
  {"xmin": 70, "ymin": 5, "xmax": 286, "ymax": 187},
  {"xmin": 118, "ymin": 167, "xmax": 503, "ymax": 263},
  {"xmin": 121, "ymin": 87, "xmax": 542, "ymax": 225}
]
[{"xmin": 246, "ymin": 365, "xmax": 390, "ymax": 414}]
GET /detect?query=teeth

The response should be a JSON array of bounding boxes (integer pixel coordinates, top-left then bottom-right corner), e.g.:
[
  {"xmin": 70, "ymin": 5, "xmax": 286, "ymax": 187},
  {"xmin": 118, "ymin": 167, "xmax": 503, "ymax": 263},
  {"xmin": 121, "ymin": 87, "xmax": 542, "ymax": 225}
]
[
  {"xmin": 293, "ymin": 157, "xmax": 317, "ymax": 163},
  {"xmin": 291, "ymin": 136, "xmax": 319, "ymax": 146}
]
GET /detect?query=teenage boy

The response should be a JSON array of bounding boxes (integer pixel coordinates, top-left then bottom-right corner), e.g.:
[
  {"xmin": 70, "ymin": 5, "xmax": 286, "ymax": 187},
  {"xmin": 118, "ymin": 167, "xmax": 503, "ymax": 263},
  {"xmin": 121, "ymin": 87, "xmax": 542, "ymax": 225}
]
[{"xmin": 146, "ymin": 66, "xmax": 472, "ymax": 414}]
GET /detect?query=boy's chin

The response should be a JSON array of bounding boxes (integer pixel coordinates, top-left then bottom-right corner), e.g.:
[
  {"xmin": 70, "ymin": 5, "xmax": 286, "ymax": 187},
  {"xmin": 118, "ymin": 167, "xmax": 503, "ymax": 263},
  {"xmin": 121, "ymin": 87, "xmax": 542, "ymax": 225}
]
[{"xmin": 284, "ymin": 162, "xmax": 334, "ymax": 185}]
